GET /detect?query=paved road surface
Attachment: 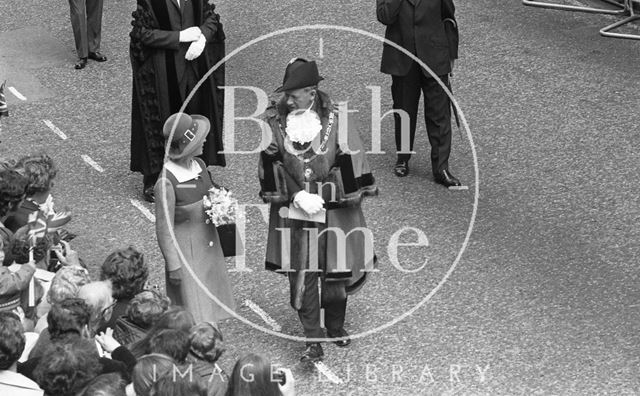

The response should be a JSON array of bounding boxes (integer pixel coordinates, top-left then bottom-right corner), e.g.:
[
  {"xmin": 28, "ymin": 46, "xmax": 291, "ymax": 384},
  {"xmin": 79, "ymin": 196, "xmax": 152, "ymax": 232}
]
[{"xmin": 1, "ymin": 0, "xmax": 639, "ymax": 394}]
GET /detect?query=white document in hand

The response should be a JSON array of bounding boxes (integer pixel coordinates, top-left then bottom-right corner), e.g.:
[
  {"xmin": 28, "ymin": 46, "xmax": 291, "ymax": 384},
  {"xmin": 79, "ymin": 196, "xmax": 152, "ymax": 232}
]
[{"xmin": 288, "ymin": 205, "xmax": 326, "ymax": 223}]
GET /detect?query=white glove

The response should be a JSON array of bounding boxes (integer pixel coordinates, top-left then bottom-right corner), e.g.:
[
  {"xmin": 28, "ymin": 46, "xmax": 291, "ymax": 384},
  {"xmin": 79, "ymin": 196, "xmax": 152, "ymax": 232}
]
[
  {"xmin": 179, "ymin": 27, "xmax": 202, "ymax": 43},
  {"xmin": 293, "ymin": 190, "xmax": 324, "ymax": 216},
  {"xmin": 185, "ymin": 35, "xmax": 206, "ymax": 60}
]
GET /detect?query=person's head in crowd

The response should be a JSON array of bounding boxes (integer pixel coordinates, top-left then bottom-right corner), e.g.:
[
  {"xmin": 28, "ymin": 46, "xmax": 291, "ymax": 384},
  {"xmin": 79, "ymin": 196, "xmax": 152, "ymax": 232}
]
[
  {"xmin": 189, "ymin": 322, "xmax": 225, "ymax": 364},
  {"xmin": 10, "ymin": 225, "xmax": 52, "ymax": 266},
  {"xmin": 149, "ymin": 329, "xmax": 190, "ymax": 363},
  {"xmin": 149, "ymin": 375, "xmax": 208, "ymax": 396},
  {"xmin": 14, "ymin": 153, "xmax": 57, "ymax": 200},
  {"xmin": 34, "ymin": 338, "xmax": 101, "ymax": 396},
  {"xmin": 130, "ymin": 307, "xmax": 195, "ymax": 358},
  {"xmin": 100, "ymin": 247, "xmax": 148, "ymax": 302},
  {"xmin": 0, "ymin": 311, "xmax": 25, "ymax": 371},
  {"xmin": 132, "ymin": 353, "xmax": 176, "ymax": 396},
  {"xmin": 47, "ymin": 265, "xmax": 91, "ymax": 305},
  {"xmin": 226, "ymin": 353, "xmax": 284, "ymax": 396},
  {"xmin": 79, "ymin": 373, "xmax": 127, "ymax": 396},
  {"xmin": 78, "ymin": 280, "xmax": 114, "ymax": 335},
  {"xmin": 48, "ymin": 297, "xmax": 92, "ymax": 340},
  {"xmin": 126, "ymin": 290, "xmax": 171, "ymax": 329},
  {"xmin": 0, "ymin": 168, "xmax": 27, "ymax": 220}
]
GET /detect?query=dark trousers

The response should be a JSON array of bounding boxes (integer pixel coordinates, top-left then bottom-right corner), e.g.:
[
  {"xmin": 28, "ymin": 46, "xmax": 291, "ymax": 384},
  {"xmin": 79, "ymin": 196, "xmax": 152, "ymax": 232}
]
[
  {"xmin": 288, "ymin": 271, "xmax": 347, "ymax": 341},
  {"xmin": 391, "ymin": 61, "xmax": 452, "ymax": 174},
  {"xmin": 68, "ymin": 0, "xmax": 103, "ymax": 58}
]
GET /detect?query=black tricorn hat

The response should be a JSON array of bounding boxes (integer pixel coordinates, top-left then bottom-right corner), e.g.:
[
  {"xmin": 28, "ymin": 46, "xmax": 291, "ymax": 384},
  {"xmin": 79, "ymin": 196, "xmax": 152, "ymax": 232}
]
[{"xmin": 274, "ymin": 58, "xmax": 324, "ymax": 93}]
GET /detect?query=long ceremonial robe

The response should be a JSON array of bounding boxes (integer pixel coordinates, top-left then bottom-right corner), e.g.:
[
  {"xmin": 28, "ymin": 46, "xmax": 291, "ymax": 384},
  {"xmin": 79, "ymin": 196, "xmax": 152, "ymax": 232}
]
[
  {"xmin": 259, "ymin": 92, "xmax": 378, "ymax": 295},
  {"xmin": 129, "ymin": 0, "xmax": 226, "ymax": 176}
]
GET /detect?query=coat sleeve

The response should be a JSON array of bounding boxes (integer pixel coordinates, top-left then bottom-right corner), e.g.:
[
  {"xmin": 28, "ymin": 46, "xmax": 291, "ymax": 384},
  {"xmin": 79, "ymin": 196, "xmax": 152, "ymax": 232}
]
[
  {"xmin": 258, "ymin": 114, "xmax": 302, "ymax": 204},
  {"xmin": 325, "ymin": 112, "xmax": 378, "ymax": 207},
  {"xmin": 377, "ymin": 0, "xmax": 404, "ymax": 25},
  {"xmin": 155, "ymin": 178, "xmax": 182, "ymax": 272},
  {"xmin": 0, "ymin": 264, "xmax": 35, "ymax": 296},
  {"xmin": 442, "ymin": 0, "xmax": 458, "ymax": 60},
  {"xmin": 199, "ymin": 2, "xmax": 219, "ymax": 42},
  {"xmin": 131, "ymin": 1, "xmax": 180, "ymax": 50}
]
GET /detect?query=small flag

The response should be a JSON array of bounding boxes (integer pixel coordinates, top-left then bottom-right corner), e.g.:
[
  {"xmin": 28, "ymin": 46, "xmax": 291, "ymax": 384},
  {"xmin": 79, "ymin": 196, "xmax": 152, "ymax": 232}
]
[
  {"xmin": 0, "ymin": 81, "xmax": 8, "ymax": 118},
  {"xmin": 46, "ymin": 210, "xmax": 72, "ymax": 233},
  {"xmin": 27, "ymin": 211, "xmax": 47, "ymax": 247}
]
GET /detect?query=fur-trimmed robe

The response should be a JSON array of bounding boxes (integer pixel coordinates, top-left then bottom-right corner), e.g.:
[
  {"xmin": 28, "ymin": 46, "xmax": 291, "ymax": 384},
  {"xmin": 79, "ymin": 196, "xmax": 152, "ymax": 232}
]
[
  {"xmin": 129, "ymin": 0, "xmax": 226, "ymax": 176},
  {"xmin": 259, "ymin": 92, "xmax": 378, "ymax": 294}
]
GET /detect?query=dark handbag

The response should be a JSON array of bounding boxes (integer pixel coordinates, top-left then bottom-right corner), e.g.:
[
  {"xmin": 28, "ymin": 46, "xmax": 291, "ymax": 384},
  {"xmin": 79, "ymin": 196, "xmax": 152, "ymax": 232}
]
[{"xmin": 216, "ymin": 223, "xmax": 243, "ymax": 257}]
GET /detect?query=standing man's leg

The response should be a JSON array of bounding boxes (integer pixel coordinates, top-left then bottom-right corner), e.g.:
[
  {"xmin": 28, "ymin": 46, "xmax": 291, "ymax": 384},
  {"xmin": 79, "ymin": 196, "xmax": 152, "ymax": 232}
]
[
  {"xmin": 288, "ymin": 271, "xmax": 325, "ymax": 361},
  {"xmin": 322, "ymin": 280, "xmax": 350, "ymax": 346},
  {"xmin": 86, "ymin": 0, "xmax": 106, "ymax": 61},
  {"xmin": 391, "ymin": 61, "xmax": 422, "ymax": 177},
  {"xmin": 422, "ymin": 73, "xmax": 460, "ymax": 187},
  {"xmin": 68, "ymin": 0, "xmax": 88, "ymax": 69}
]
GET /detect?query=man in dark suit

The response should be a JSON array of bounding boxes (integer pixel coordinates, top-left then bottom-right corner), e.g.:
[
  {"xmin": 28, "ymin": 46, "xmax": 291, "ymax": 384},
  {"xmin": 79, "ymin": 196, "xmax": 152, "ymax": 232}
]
[
  {"xmin": 129, "ymin": 0, "xmax": 226, "ymax": 202},
  {"xmin": 377, "ymin": 0, "xmax": 461, "ymax": 187},
  {"xmin": 68, "ymin": 0, "xmax": 107, "ymax": 70}
]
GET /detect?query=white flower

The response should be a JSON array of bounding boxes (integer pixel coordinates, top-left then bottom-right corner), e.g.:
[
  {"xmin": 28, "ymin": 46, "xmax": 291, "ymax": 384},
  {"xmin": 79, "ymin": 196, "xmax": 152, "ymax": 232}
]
[
  {"xmin": 203, "ymin": 186, "xmax": 240, "ymax": 226},
  {"xmin": 285, "ymin": 110, "xmax": 322, "ymax": 144}
]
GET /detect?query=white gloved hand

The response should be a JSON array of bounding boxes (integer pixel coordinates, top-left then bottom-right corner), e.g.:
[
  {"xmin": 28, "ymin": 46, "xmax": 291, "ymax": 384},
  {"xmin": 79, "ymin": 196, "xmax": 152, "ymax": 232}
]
[
  {"xmin": 293, "ymin": 190, "xmax": 325, "ymax": 216},
  {"xmin": 185, "ymin": 35, "xmax": 206, "ymax": 60},
  {"xmin": 179, "ymin": 27, "xmax": 202, "ymax": 43}
]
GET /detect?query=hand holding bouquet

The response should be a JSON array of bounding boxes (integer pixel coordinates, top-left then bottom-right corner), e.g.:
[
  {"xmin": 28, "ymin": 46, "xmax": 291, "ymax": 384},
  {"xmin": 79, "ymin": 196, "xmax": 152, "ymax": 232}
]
[
  {"xmin": 203, "ymin": 186, "xmax": 243, "ymax": 257},
  {"xmin": 203, "ymin": 186, "xmax": 239, "ymax": 226}
]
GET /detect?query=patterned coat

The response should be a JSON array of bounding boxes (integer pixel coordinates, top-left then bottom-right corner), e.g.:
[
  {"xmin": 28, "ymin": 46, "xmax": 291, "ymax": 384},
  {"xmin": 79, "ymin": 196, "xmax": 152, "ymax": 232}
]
[{"xmin": 258, "ymin": 91, "xmax": 377, "ymax": 293}]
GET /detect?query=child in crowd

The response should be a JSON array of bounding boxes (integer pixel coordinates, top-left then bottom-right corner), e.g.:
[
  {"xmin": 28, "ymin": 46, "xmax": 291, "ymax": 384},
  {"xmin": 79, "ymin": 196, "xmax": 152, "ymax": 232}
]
[
  {"xmin": 0, "ymin": 311, "xmax": 43, "ymax": 396},
  {"xmin": 99, "ymin": 247, "xmax": 149, "ymax": 333},
  {"xmin": 113, "ymin": 289, "xmax": 170, "ymax": 346}
]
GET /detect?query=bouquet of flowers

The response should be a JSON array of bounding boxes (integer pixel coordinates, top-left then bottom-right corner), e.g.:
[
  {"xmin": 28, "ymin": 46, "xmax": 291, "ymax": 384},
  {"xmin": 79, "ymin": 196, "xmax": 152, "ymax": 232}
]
[
  {"xmin": 203, "ymin": 186, "xmax": 239, "ymax": 226},
  {"xmin": 203, "ymin": 186, "xmax": 243, "ymax": 257}
]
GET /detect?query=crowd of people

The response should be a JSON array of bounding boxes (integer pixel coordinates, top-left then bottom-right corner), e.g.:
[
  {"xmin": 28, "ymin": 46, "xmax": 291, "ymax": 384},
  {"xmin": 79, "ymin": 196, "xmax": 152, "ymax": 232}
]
[{"xmin": 0, "ymin": 156, "xmax": 295, "ymax": 396}]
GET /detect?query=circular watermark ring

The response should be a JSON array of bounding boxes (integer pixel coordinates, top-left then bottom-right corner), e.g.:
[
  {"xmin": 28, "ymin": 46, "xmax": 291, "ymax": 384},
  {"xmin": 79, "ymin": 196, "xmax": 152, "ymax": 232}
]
[{"xmin": 160, "ymin": 24, "xmax": 480, "ymax": 343}]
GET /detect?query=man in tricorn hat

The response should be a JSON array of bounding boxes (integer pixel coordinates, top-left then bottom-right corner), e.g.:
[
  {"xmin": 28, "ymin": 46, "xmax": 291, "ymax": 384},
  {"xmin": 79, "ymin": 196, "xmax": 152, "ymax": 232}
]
[{"xmin": 259, "ymin": 59, "xmax": 377, "ymax": 362}]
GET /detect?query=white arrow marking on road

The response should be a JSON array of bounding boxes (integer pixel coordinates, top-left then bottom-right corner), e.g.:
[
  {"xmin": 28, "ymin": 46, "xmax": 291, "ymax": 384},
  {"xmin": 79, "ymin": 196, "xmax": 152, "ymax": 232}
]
[
  {"xmin": 81, "ymin": 155, "xmax": 104, "ymax": 173},
  {"xmin": 130, "ymin": 199, "xmax": 156, "ymax": 223},
  {"xmin": 42, "ymin": 120, "xmax": 68, "ymax": 140},
  {"xmin": 8, "ymin": 87, "xmax": 26, "ymax": 101},
  {"xmin": 243, "ymin": 299, "xmax": 282, "ymax": 331},
  {"xmin": 314, "ymin": 362, "xmax": 343, "ymax": 384}
]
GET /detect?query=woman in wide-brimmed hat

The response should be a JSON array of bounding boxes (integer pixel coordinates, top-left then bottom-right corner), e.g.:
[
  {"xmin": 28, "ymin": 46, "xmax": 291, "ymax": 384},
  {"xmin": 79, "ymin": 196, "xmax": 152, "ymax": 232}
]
[{"xmin": 154, "ymin": 113, "xmax": 235, "ymax": 323}]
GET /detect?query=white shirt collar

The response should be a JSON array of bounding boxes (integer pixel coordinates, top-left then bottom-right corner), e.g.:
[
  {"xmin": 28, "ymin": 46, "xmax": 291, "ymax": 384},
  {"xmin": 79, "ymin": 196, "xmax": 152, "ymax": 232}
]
[
  {"xmin": 0, "ymin": 370, "xmax": 43, "ymax": 395},
  {"xmin": 164, "ymin": 160, "xmax": 202, "ymax": 183}
]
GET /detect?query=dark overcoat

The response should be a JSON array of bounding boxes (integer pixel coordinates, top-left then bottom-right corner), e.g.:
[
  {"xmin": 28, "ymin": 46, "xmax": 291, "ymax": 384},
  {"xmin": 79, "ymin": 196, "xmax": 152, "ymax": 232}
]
[
  {"xmin": 377, "ymin": 0, "xmax": 458, "ymax": 77},
  {"xmin": 258, "ymin": 92, "xmax": 378, "ymax": 294},
  {"xmin": 129, "ymin": 0, "xmax": 226, "ymax": 176}
]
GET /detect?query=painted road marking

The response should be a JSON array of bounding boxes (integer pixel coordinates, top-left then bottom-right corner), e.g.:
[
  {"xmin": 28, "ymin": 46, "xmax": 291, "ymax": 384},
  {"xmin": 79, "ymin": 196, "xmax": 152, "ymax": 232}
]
[
  {"xmin": 81, "ymin": 155, "xmax": 104, "ymax": 173},
  {"xmin": 8, "ymin": 86, "xmax": 26, "ymax": 101},
  {"xmin": 243, "ymin": 299, "xmax": 282, "ymax": 331},
  {"xmin": 130, "ymin": 199, "xmax": 156, "ymax": 223},
  {"xmin": 314, "ymin": 362, "xmax": 343, "ymax": 384},
  {"xmin": 42, "ymin": 120, "xmax": 68, "ymax": 140},
  {"xmin": 448, "ymin": 185, "xmax": 469, "ymax": 191}
]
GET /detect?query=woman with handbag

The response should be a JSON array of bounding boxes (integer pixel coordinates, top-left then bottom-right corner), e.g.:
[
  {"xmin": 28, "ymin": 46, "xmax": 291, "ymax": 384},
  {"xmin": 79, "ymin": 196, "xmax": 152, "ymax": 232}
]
[{"xmin": 155, "ymin": 112, "xmax": 235, "ymax": 323}]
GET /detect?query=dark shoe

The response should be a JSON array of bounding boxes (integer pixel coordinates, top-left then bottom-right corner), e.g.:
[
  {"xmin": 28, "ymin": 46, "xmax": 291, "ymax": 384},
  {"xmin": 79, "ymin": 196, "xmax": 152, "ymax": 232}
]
[
  {"xmin": 327, "ymin": 328, "xmax": 351, "ymax": 347},
  {"xmin": 143, "ymin": 186, "xmax": 155, "ymax": 203},
  {"xmin": 434, "ymin": 169, "xmax": 461, "ymax": 187},
  {"xmin": 74, "ymin": 58, "xmax": 88, "ymax": 69},
  {"xmin": 394, "ymin": 160, "xmax": 409, "ymax": 177},
  {"xmin": 300, "ymin": 343, "xmax": 324, "ymax": 362},
  {"xmin": 88, "ymin": 51, "xmax": 107, "ymax": 62}
]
